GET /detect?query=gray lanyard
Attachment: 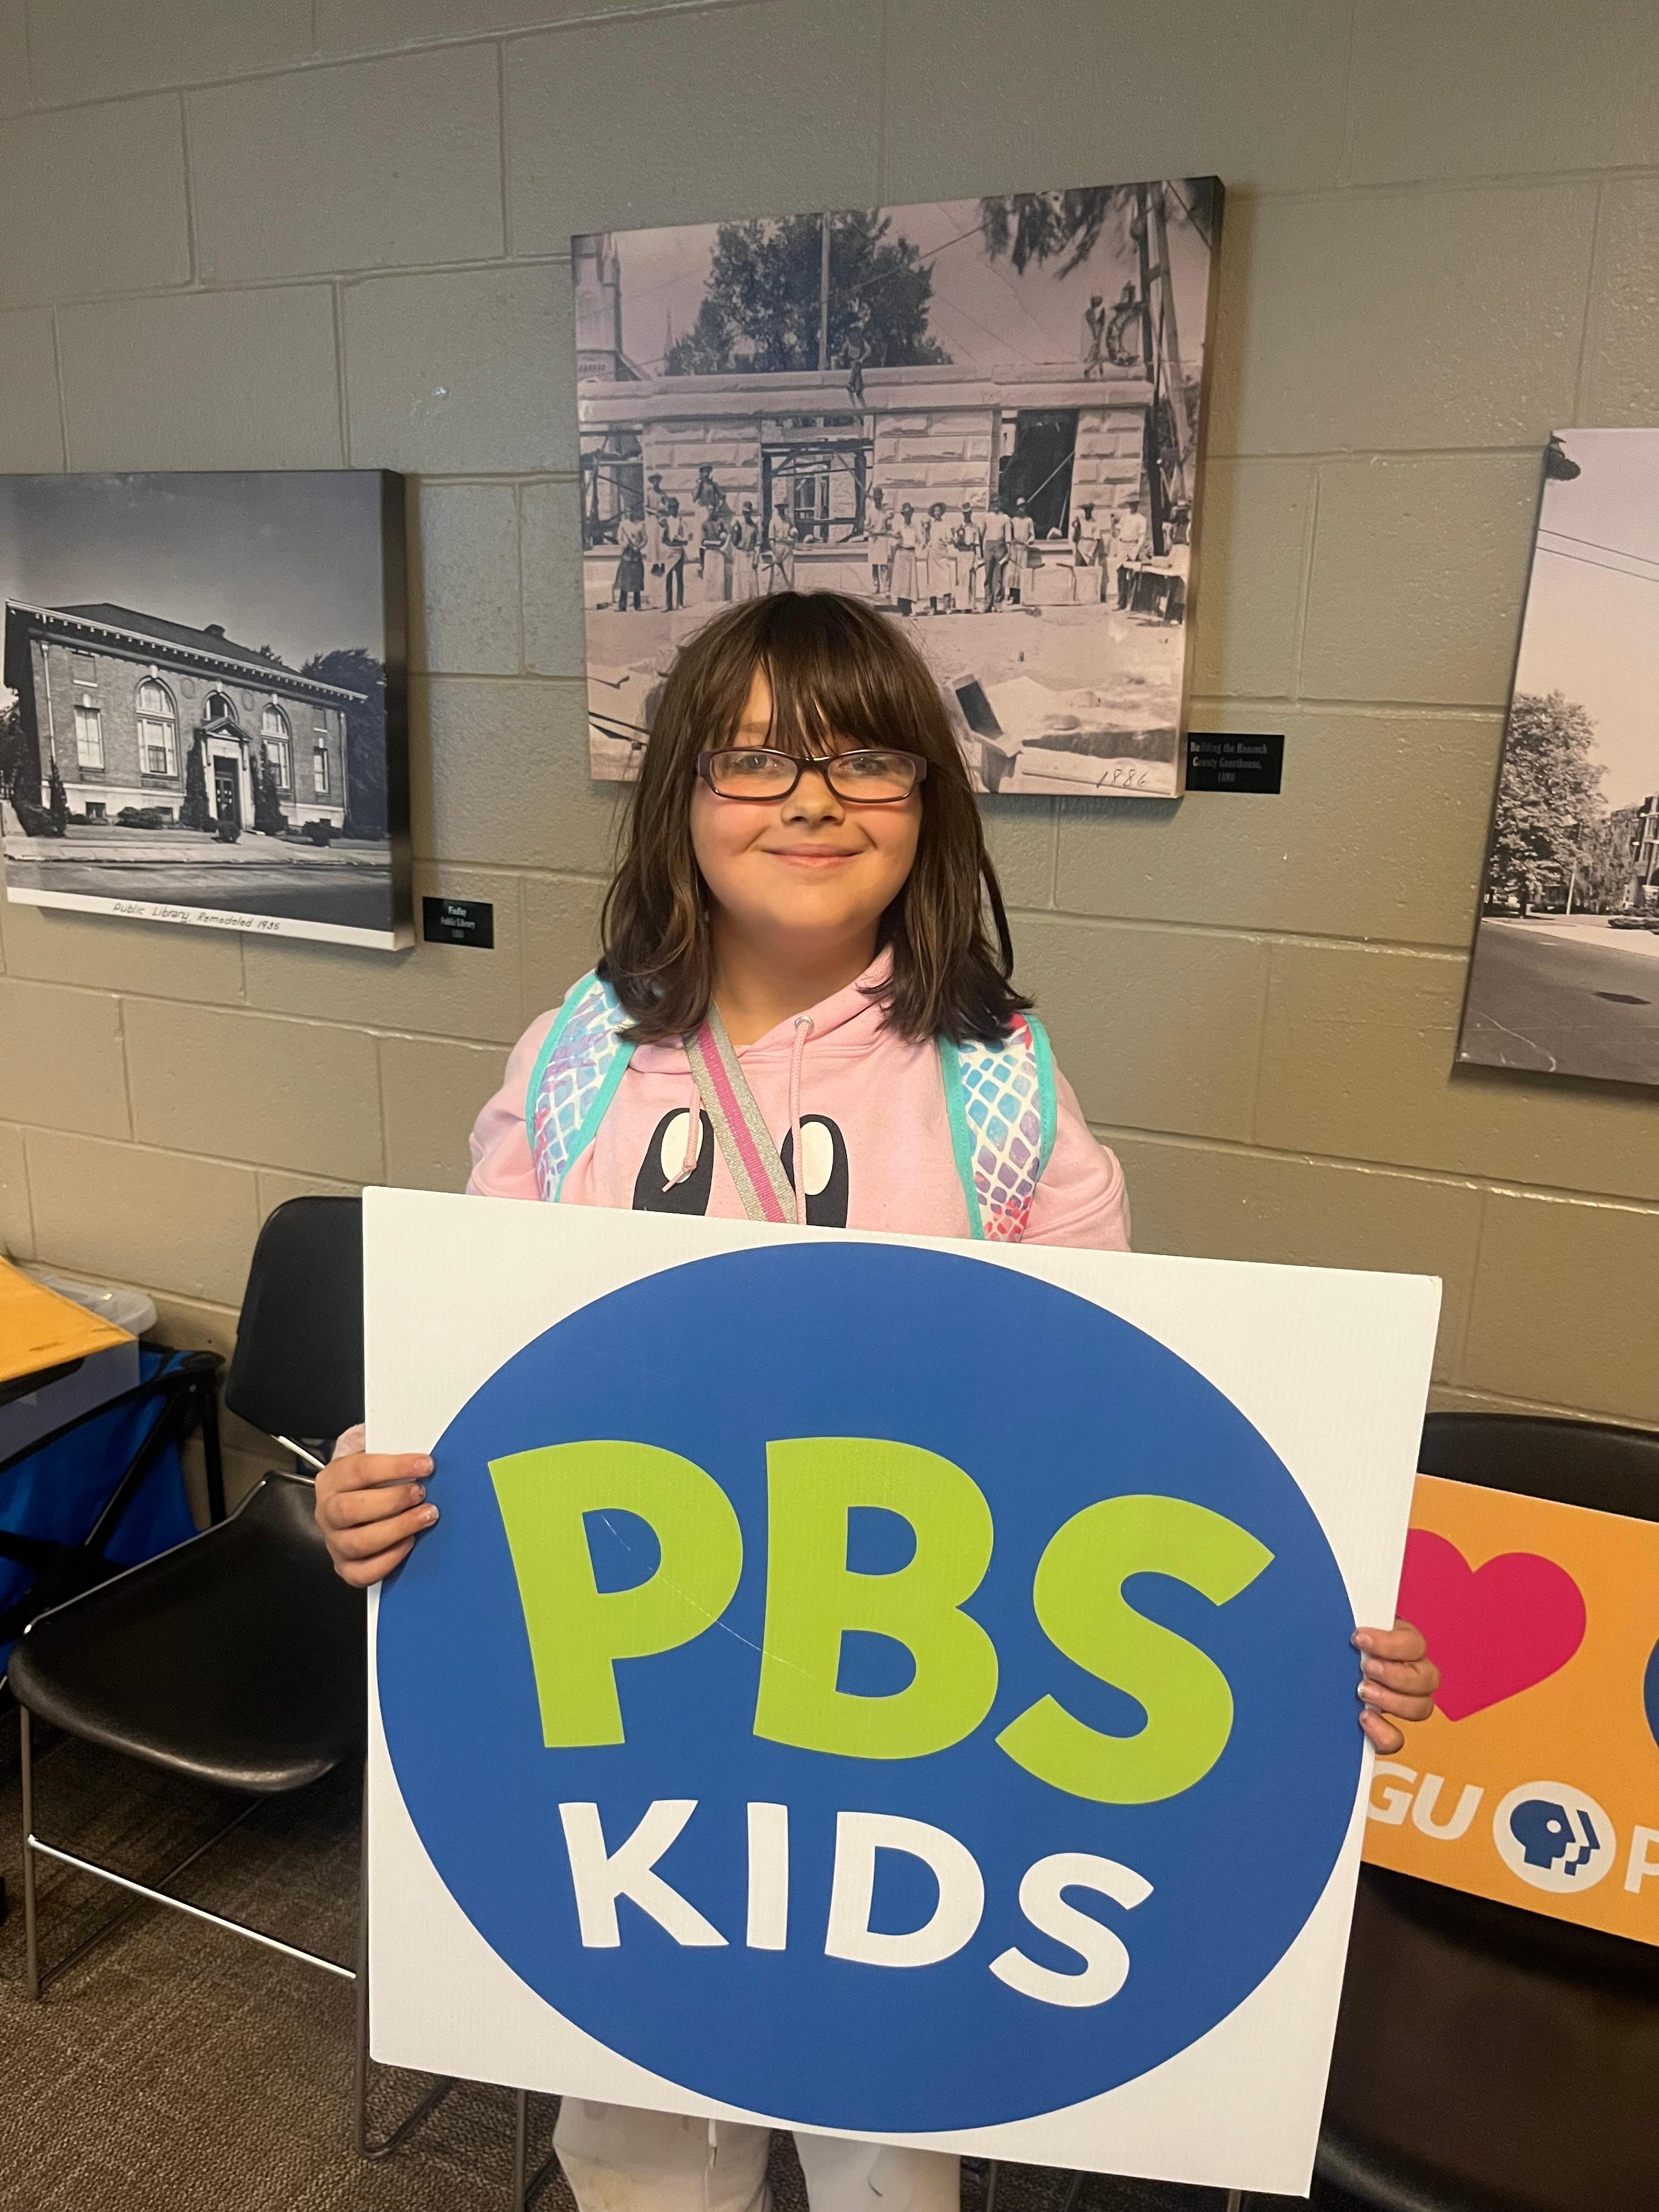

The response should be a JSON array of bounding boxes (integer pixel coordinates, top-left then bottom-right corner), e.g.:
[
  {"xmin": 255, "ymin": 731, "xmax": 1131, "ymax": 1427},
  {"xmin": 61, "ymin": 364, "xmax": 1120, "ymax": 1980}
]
[{"xmin": 684, "ymin": 1008, "xmax": 795, "ymax": 1225}]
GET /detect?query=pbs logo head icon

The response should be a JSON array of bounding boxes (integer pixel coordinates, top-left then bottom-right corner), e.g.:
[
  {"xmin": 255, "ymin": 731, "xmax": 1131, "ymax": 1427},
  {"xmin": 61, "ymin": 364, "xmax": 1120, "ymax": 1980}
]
[{"xmin": 1493, "ymin": 1781, "xmax": 1616, "ymax": 1894}]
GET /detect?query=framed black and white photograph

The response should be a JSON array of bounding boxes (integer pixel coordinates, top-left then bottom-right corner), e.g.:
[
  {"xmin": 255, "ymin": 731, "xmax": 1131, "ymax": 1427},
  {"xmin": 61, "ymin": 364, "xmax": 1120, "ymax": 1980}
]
[
  {"xmin": 575, "ymin": 182, "xmax": 1221, "ymax": 799},
  {"xmin": 1458, "ymin": 429, "xmax": 1659, "ymax": 1089},
  {"xmin": 1, "ymin": 471, "xmax": 409, "ymax": 949}
]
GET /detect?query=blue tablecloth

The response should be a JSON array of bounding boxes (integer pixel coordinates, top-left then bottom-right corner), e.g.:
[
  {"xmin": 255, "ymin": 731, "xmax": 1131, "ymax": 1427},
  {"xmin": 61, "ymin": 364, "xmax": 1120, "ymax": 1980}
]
[{"xmin": 0, "ymin": 1346, "xmax": 199, "ymax": 1668}]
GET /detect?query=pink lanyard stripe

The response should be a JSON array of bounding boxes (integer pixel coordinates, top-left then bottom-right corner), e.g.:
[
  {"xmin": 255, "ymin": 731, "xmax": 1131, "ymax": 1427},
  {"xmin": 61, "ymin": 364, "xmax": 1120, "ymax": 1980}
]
[{"xmin": 687, "ymin": 1019, "xmax": 792, "ymax": 1224}]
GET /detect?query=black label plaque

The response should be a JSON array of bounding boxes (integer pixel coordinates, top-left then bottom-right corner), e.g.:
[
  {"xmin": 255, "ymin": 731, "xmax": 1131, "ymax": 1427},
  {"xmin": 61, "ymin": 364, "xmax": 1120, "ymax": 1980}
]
[
  {"xmin": 422, "ymin": 896, "xmax": 495, "ymax": 949},
  {"xmin": 1186, "ymin": 732, "xmax": 1284, "ymax": 794}
]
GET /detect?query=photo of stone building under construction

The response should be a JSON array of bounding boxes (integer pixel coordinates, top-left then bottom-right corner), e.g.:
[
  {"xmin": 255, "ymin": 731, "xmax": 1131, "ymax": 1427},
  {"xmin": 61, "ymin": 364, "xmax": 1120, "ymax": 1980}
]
[{"xmin": 575, "ymin": 182, "xmax": 1221, "ymax": 800}]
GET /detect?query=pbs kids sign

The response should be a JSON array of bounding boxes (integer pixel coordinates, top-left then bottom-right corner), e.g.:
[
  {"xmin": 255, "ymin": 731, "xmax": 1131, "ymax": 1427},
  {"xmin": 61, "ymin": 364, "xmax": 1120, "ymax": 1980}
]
[{"xmin": 366, "ymin": 1195, "xmax": 1436, "ymax": 2194}]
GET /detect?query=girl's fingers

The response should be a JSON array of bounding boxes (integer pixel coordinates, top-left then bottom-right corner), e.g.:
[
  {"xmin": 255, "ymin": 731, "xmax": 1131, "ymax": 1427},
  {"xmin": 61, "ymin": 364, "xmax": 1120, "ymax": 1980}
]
[
  {"xmin": 1359, "ymin": 1681, "xmax": 1436, "ymax": 1720},
  {"xmin": 1360, "ymin": 1710, "xmax": 1407, "ymax": 1755},
  {"xmin": 332, "ymin": 1538, "xmax": 416, "ymax": 1589},
  {"xmin": 315, "ymin": 1449, "xmax": 439, "ymax": 1585},
  {"xmin": 1352, "ymin": 1620, "xmax": 1428, "ymax": 1663},
  {"xmin": 326, "ymin": 1501, "xmax": 437, "ymax": 1561},
  {"xmin": 1352, "ymin": 1620, "xmax": 1437, "ymax": 1754},
  {"xmin": 322, "ymin": 1480, "xmax": 427, "ymax": 1530},
  {"xmin": 1360, "ymin": 1654, "xmax": 1441, "ymax": 1696},
  {"xmin": 327, "ymin": 1452, "xmax": 432, "ymax": 1495},
  {"xmin": 1356, "ymin": 1606, "xmax": 1439, "ymax": 1746}
]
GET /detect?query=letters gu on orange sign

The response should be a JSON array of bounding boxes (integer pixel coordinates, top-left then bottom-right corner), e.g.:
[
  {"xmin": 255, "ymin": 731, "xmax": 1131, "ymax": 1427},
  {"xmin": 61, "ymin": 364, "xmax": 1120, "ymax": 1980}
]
[{"xmin": 1363, "ymin": 1473, "xmax": 1659, "ymax": 1943}]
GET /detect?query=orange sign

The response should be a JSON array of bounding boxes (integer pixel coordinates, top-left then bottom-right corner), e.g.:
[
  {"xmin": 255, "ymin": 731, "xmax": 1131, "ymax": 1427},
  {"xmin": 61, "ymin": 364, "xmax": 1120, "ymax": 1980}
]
[{"xmin": 1362, "ymin": 1472, "xmax": 1659, "ymax": 1944}]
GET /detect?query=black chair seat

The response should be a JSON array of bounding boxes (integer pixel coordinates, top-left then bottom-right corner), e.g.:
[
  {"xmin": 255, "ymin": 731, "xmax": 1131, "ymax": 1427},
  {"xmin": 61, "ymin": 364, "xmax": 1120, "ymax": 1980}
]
[
  {"xmin": 1321, "ymin": 1864, "xmax": 1659, "ymax": 2212},
  {"xmin": 1415, "ymin": 1410, "xmax": 1659, "ymax": 1521},
  {"xmin": 9, "ymin": 1472, "xmax": 364, "ymax": 1795}
]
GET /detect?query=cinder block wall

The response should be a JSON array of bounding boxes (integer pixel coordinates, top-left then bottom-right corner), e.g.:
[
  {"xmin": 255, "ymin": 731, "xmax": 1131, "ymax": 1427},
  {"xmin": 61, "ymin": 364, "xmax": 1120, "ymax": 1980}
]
[{"xmin": 2, "ymin": 1, "xmax": 1656, "ymax": 1499}]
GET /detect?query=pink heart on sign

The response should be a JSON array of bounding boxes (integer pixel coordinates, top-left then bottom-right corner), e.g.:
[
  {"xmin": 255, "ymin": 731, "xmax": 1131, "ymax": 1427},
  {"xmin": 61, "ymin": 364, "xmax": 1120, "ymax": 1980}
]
[{"xmin": 1396, "ymin": 1530, "xmax": 1587, "ymax": 1722}]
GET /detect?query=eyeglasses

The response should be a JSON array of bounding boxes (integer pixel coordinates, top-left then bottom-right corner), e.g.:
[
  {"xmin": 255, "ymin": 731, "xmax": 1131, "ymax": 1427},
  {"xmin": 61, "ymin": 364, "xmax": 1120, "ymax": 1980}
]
[{"xmin": 696, "ymin": 747, "xmax": 928, "ymax": 804}]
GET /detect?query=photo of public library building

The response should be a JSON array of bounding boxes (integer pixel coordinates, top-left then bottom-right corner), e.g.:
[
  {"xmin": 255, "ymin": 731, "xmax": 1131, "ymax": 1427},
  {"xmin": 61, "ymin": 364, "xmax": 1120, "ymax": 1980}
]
[{"xmin": 5, "ymin": 600, "xmax": 356, "ymax": 833}]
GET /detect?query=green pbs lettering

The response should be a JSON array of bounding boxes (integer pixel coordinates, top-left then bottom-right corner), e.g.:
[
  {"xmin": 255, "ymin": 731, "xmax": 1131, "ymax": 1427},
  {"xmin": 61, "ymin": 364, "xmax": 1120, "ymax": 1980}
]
[
  {"xmin": 997, "ymin": 1494, "xmax": 1273, "ymax": 1805},
  {"xmin": 489, "ymin": 1440, "xmax": 743, "ymax": 1749},
  {"xmin": 490, "ymin": 1437, "xmax": 1272, "ymax": 1793},
  {"xmin": 753, "ymin": 1438, "xmax": 999, "ymax": 1760}
]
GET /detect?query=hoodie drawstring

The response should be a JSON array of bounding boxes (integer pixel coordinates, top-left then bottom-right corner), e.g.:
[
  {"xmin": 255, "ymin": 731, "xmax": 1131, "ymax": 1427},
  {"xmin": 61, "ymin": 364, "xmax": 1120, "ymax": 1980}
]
[
  {"xmin": 667, "ymin": 1068, "xmax": 701, "ymax": 1187},
  {"xmin": 789, "ymin": 1015, "xmax": 814, "ymax": 1226}
]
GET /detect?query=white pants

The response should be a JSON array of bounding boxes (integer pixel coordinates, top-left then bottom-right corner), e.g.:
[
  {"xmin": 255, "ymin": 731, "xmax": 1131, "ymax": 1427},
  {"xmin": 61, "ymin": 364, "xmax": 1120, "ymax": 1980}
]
[{"xmin": 554, "ymin": 2102, "xmax": 960, "ymax": 2212}]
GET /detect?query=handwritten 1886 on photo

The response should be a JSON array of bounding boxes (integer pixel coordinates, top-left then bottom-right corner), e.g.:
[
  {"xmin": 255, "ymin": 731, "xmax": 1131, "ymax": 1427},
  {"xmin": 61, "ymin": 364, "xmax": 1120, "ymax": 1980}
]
[
  {"xmin": 576, "ymin": 182, "xmax": 1221, "ymax": 800},
  {"xmin": 1, "ymin": 472, "xmax": 410, "ymax": 950}
]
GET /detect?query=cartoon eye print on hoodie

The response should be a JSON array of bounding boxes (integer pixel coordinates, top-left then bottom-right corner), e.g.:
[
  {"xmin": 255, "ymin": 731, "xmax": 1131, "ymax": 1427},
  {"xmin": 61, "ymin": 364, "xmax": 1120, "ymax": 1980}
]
[
  {"xmin": 633, "ymin": 1110, "xmax": 715, "ymax": 1216},
  {"xmin": 779, "ymin": 1115, "xmax": 849, "ymax": 1228},
  {"xmin": 631, "ymin": 1109, "xmax": 848, "ymax": 1226}
]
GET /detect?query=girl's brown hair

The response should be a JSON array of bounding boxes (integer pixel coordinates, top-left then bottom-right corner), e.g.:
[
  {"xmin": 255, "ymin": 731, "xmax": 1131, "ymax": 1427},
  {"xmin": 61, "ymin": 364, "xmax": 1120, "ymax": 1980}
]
[{"xmin": 599, "ymin": 590, "xmax": 1030, "ymax": 1045}]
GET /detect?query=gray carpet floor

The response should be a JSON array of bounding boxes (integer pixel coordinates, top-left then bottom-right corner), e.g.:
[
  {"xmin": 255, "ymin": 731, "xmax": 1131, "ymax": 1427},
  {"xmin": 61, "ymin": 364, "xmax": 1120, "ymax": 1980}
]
[{"xmin": 0, "ymin": 1714, "xmax": 1308, "ymax": 2212}]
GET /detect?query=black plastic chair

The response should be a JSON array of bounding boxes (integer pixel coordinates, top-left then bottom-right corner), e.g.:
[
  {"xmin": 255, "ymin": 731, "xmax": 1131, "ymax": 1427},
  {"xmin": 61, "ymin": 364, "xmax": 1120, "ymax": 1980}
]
[
  {"xmin": 1310, "ymin": 1412, "xmax": 1659, "ymax": 2212},
  {"xmin": 9, "ymin": 1196, "xmax": 447, "ymax": 2159}
]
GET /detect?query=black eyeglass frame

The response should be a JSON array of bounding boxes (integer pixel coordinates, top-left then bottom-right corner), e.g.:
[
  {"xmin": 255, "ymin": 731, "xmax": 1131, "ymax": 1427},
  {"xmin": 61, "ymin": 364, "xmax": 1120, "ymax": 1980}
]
[{"xmin": 694, "ymin": 747, "xmax": 929, "ymax": 804}]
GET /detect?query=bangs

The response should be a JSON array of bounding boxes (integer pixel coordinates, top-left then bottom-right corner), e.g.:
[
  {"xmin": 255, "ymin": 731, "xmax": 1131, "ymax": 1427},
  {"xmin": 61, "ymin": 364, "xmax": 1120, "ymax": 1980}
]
[
  {"xmin": 760, "ymin": 657, "xmax": 878, "ymax": 758},
  {"xmin": 726, "ymin": 593, "xmax": 958, "ymax": 765}
]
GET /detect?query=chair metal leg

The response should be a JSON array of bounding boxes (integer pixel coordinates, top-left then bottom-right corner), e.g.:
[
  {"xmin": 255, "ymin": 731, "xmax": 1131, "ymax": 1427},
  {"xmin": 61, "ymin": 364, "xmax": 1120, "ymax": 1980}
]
[
  {"xmin": 512, "ymin": 2090, "xmax": 529, "ymax": 2210},
  {"xmin": 521, "ymin": 2126, "xmax": 563, "ymax": 2211},
  {"xmin": 21, "ymin": 1719, "xmax": 445, "ymax": 2167},
  {"xmin": 29, "ymin": 1822, "xmax": 329, "ymax": 1976},
  {"xmin": 353, "ymin": 1767, "xmax": 453, "ymax": 2162},
  {"xmin": 353, "ymin": 1849, "xmax": 373, "ymax": 2157},
  {"xmin": 20, "ymin": 1711, "xmax": 324, "ymax": 1995},
  {"xmin": 1224, "ymin": 2192, "xmax": 1245, "ymax": 2211},
  {"xmin": 20, "ymin": 1707, "xmax": 40, "ymax": 2001},
  {"xmin": 23, "ymin": 1723, "xmax": 447, "ymax": 2165},
  {"xmin": 984, "ymin": 2160, "xmax": 1001, "ymax": 2212}
]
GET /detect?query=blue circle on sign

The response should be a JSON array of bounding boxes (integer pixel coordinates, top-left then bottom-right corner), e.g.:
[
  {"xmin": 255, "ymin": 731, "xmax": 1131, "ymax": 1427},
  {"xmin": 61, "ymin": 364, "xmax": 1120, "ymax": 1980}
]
[
  {"xmin": 379, "ymin": 1243, "xmax": 1359, "ymax": 2132},
  {"xmin": 1644, "ymin": 1637, "xmax": 1659, "ymax": 1753}
]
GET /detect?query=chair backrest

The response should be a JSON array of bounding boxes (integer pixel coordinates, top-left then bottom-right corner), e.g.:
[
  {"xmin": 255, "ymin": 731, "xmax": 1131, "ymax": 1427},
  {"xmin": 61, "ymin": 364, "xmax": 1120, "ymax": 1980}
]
[
  {"xmin": 1419, "ymin": 1410, "xmax": 1659, "ymax": 1522},
  {"xmin": 225, "ymin": 1195, "xmax": 363, "ymax": 1445}
]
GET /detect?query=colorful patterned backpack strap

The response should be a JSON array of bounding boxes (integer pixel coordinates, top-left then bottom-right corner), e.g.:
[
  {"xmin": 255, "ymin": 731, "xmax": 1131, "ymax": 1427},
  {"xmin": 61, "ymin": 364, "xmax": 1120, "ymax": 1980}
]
[
  {"xmin": 525, "ymin": 970, "xmax": 634, "ymax": 1200},
  {"xmin": 937, "ymin": 1013, "xmax": 1058, "ymax": 1243}
]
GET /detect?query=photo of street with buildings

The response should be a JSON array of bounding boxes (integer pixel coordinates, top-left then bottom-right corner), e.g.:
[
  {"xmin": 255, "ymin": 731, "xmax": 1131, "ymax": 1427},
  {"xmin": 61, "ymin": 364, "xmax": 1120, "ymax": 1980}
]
[
  {"xmin": 1459, "ymin": 430, "xmax": 1659, "ymax": 1088},
  {"xmin": 1, "ymin": 472, "xmax": 408, "ymax": 949},
  {"xmin": 575, "ymin": 182, "xmax": 1220, "ymax": 798}
]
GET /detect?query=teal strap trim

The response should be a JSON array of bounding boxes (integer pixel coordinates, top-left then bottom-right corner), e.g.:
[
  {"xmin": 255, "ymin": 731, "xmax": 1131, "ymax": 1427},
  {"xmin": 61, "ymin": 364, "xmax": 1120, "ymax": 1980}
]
[
  {"xmin": 936, "ymin": 1035, "xmax": 988, "ymax": 1241},
  {"xmin": 522, "ymin": 969, "xmax": 601, "ymax": 1157},
  {"xmin": 1028, "ymin": 1013, "xmax": 1058, "ymax": 1170},
  {"xmin": 555, "ymin": 1039, "xmax": 634, "ymax": 1198}
]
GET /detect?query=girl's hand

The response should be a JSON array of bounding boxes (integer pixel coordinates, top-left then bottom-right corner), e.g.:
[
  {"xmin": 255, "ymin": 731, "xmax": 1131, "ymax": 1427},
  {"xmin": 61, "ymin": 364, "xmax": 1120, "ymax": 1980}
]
[
  {"xmin": 314, "ymin": 1423, "xmax": 437, "ymax": 1587},
  {"xmin": 1352, "ymin": 1618, "xmax": 1438, "ymax": 1754}
]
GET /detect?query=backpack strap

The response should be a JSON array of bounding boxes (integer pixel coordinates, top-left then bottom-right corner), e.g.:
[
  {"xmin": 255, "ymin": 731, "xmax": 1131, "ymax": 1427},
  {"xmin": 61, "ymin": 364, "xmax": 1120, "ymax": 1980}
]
[
  {"xmin": 938, "ymin": 1014, "xmax": 1057, "ymax": 1243},
  {"xmin": 526, "ymin": 970, "xmax": 635, "ymax": 1200}
]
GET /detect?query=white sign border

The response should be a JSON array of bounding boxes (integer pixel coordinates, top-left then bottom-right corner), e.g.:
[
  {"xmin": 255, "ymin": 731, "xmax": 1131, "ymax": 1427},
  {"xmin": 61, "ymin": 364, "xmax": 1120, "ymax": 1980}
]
[{"xmin": 365, "ymin": 1188, "xmax": 1439, "ymax": 2197}]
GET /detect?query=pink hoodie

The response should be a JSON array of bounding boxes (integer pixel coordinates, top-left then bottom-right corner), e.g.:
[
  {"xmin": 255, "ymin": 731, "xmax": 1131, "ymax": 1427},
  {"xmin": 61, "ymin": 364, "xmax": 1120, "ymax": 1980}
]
[{"xmin": 468, "ymin": 956, "xmax": 1130, "ymax": 1250}]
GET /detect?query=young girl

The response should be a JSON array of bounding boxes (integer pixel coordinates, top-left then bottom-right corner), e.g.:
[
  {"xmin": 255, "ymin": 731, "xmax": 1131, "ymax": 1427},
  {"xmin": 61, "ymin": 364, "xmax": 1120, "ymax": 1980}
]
[{"xmin": 318, "ymin": 590, "xmax": 1437, "ymax": 2212}]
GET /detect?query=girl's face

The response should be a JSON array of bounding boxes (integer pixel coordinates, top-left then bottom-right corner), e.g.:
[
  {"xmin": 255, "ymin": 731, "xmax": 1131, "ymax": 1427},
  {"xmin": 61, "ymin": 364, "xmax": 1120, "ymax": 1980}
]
[{"xmin": 690, "ymin": 667, "xmax": 922, "ymax": 955}]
